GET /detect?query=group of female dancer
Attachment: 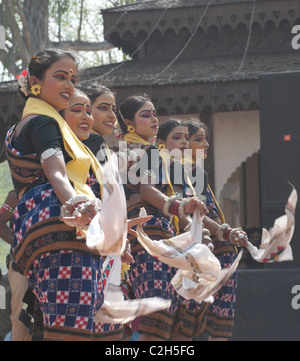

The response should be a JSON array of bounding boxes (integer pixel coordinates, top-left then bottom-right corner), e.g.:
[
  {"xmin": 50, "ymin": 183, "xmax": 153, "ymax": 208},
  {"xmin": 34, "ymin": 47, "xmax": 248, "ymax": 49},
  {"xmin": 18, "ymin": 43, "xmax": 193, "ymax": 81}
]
[{"xmin": 4, "ymin": 48, "xmax": 249, "ymax": 341}]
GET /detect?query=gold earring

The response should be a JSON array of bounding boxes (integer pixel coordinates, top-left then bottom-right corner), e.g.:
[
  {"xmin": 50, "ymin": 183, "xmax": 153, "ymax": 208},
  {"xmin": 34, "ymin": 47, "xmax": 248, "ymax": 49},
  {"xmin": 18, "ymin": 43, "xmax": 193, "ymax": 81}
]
[
  {"xmin": 31, "ymin": 84, "xmax": 41, "ymax": 96},
  {"xmin": 158, "ymin": 143, "xmax": 165, "ymax": 150},
  {"xmin": 127, "ymin": 125, "xmax": 135, "ymax": 133}
]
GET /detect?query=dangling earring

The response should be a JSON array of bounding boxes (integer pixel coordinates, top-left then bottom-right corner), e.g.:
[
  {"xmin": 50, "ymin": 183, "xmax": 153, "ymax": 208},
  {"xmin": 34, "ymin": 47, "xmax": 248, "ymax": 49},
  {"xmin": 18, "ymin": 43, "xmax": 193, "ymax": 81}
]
[
  {"xmin": 127, "ymin": 125, "xmax": 135, "ymax": 133},
  {"xmin": 158, "ymin": 143, "xmax": 165, "ymax": 151},
  {"xmin": 31, "ymin": 84, "xmax": 41, "ymax": 96}
]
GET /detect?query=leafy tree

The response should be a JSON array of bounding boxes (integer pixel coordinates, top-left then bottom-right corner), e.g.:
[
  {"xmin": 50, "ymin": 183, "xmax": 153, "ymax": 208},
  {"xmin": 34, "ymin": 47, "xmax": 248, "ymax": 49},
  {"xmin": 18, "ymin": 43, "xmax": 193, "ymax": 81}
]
[{"xmin": 0, "ymin": 0, "xmax": 136, "ymax": 80}]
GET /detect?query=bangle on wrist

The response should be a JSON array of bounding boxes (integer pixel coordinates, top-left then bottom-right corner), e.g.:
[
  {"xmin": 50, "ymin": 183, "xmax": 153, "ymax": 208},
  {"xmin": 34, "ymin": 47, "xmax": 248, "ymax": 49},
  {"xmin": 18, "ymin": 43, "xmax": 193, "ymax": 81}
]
[
  {"xmin": 61, "ymin": 194, "xmax": 90, "ymax": 220},
  {"xmin": 202, "ymin": 228, "xmax": 211, "ymax": 237},
  {"xmin": 216, "ymin": 223, "xmax": 231, "ymax": 241},
  {"xmin": 223, "ymin": 227, "xmax": 232, "ymax": 241},
  {"xmin": 1, "ymin": 202, "xmax": 15, "ymax": 214},
  {"xmin": 163, "ymin": 194, "xmax": 181, "ymax": 216},
  {"xmin": 70, "ymin": 201, "xmax": 85, "ymax": 217},
  {"xmin": 178, "ymin": 198, "xmax": 190, "ymax": 218},
  {"xmin": 65, "ymin": 194, "xmax": 90, "ymax": 212},
  {"xmin": 216, "ymin": 224, "xmax": 244, "ymax": 244},
  {"xmin": 163, "ymin": 194, "xmax": 194, "ymax": 218},
  {"xmin": 168, "ymin": 200, "xmax": 180, "ymax": 217}
]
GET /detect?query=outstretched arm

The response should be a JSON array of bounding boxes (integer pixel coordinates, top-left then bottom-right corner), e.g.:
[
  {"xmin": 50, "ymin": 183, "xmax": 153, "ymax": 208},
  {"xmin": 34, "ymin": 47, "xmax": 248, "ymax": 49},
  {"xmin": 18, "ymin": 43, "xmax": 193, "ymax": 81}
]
[
  {"xmin": 42, "ymin": 155, "xmax": 97, "ymax": 226},
  {"xmin": 140, "ymin": 180, "xmax": 208, "ymax": 219}
]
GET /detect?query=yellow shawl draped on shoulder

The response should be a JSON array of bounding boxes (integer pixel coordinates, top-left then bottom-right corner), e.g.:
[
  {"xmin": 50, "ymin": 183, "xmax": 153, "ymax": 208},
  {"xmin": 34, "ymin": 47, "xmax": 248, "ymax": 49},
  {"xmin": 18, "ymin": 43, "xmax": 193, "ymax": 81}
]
[
  {"xmin": 22, "ymin": 97, "xmax": 103, "ymax": 200},
  {"xmin": 124, "ymin": 132, "xmax": 175, "ymax": 196},
  {"xmin": 124, "ymin": 132, "xmax": 181, "ymax": 233}
]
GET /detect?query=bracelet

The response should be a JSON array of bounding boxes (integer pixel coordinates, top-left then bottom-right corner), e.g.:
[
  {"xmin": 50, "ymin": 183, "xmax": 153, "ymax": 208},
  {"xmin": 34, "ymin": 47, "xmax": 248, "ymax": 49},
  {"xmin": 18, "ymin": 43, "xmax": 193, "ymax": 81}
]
[
  {"xmin": 65, "ymin": 194, "xmax": 90, "ymax": 208},
  {"xmin": 216, "ymin": 223, "xmax": 231, "ymax": 241},
  {"xmin": 178, "ymin": 198, "xmax": 190, "ymax": 218},
  {"xmin": 163, "ymin": 194, "xmax": 181, "ymax": 216},
  {"xmin": 202, "ymin": 228, "xmax": 211, "ymax": 237},
  {"xmin": 168, "ymin": 200, "xmax": 180, "ymax": 217},
  {"xmin": 61, "ymin": 194, "xmax": 90, "ymax": 220},
  {"xmin": 216, "ymin": 224, "xmax": 245, "ymax": 245},
  {"xmin": 40, "ymin": 148, "xmax": 63, "ymax": 163},
  {"xmin": 223, "ymin": 227, "xmax": 232, "ymax": 241},
  {"xmin": 70, "ymin": 201, "xmax": 85, "ymax": 217},
  {"xmin": 60, "ymin": 196, "xmax": 101, "ymax": 239},
  {"xmin": 163, "ymin": 195, "xmax": 195, "ymax": 219},
  {"xmin": 1, "ymin": 202, "xmax": 15, "ymax": 214}
]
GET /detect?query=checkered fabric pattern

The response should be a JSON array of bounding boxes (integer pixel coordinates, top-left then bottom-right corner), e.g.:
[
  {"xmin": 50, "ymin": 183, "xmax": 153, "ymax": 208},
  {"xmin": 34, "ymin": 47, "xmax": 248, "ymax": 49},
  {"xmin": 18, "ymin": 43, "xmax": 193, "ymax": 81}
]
[
  {"xmin": 128, "ymin": 216, "xmax": 179, "ymax": 314},
  {"xmin": 204, "ymin": 186, "xmax": 238, "ymax": 338},
  {"xmin": 13, "ymin": 183, "xmax": 60, "ymax": 252},
  {"xmin": 208, "ymin": 251, "xmax": 238, "ymax": 318},
  {"xmin": 27, "ymin": 250, "xmax": 104, "ymax": 334}
]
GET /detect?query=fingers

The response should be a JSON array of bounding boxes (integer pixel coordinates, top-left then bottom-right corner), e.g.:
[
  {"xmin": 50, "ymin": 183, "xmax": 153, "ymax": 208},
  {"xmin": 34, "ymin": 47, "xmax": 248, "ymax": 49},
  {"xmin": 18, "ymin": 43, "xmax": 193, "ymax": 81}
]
[
  {"xmin": 62, "ymin": 201, "xmax": 99, "ymax": 227},
  {"xmin": 127, "ymin": 215, "xmax": 153, "ymax": 230},
  {"xmin": 202, "ymin": 235, "xmax": 214, "ymax": 251},
  {"xmin": 128, "ymin": 229, "xmax": 138, "ymax": 237},
  {"xmin": 185, "ymin": 199, "xmax": 208, "ymax": 216},
  {"xmin": 62, "ymin": 213, "xmax": 90, "ymax": 227},
  {"xmin": 121, "ymin": 251, "xmax": 135, "ymax": 265},
  {"xmin": 127, "ymin": 215, "xmax": 153, "ymax": 237},
  {"xmin": 76, "ymin": 202, "xmax": 99, "ymax": 218},
  {"xmin": 207, "ymin": 242, "xmax": 214, "ymax": 251},
  {"xmin": 127, "ymin": 215, "xmax": 153, "ymax": 236},
  {"xmin": 121, "ymin": 239, "xmax": 135, "ymax": 265},
  {"xmin": 231, "ymin": 231, "xmax": 248, "ymax": 247}
]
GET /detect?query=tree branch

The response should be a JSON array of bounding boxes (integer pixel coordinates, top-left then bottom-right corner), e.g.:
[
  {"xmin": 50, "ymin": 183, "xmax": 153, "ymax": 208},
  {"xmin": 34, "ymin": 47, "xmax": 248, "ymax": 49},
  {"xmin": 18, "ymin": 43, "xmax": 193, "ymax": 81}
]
[
  {"xmin": 77, "ymin": 0, "xmax": 84, "ymax": 42},
  {"xmin": 2, "ymin": 0, "xmax": 30, "ymax": 66},
  {"xmin": 13, "ymin": 1, "xmax": 32, "ymax": 54},
  {"xmin": 0, "ymin": 49, "xmax": 20, "ymax": 76}
]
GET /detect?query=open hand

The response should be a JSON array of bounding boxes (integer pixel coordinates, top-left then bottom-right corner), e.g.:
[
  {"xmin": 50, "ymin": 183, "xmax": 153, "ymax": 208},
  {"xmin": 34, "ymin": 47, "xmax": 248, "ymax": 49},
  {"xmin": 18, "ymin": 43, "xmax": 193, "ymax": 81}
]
[{"xmin": 127, "ymin": 215, "xmax": 153, "ymax": 237}]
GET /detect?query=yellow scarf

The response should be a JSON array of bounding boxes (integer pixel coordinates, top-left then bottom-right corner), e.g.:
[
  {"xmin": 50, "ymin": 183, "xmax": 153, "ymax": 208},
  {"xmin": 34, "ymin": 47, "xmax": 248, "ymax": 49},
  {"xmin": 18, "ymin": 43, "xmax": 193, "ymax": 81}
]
[
  {"xmin": 180, "ymin": 152, "xmax": 195, "ymax": 168},
  {"xmin": 160, "ymin": 150, "xmax": 196, "ymax": 197},
  {"xmin": 124, "ymin": 132, "xmax": 180, "ymax": 233},
  {"xmin": 124, "ymin": 132, "xmax": 175, "ymax": 194},
  {"xmin": 188, "ymin": 158, "xmax": 225, "ymax": 223},
  {"xmin": 123, "ymin": 132, "xmax": 152, "ymax": 146},
  {"xmin": 207, "ymin": 185, "xmax": 225, "ymax": 224},
  {"xmin": 22, "ymin": 97, "xmax": 103, "ymax": 200}
]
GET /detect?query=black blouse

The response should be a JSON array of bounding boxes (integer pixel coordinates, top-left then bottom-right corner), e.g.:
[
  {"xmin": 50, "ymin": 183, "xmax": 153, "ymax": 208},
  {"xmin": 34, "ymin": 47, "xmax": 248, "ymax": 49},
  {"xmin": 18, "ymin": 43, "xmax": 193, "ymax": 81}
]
[
  {"xmin": 83, "ymin": 132, "xmax": 106, "ymax": 162},
  {"xmin": 12, "ymin": 115, "xmax": 107, "ymax": 164},
  {"xmin": 12, "ymin": 115, "xmax": 64, "ymax": 158}
]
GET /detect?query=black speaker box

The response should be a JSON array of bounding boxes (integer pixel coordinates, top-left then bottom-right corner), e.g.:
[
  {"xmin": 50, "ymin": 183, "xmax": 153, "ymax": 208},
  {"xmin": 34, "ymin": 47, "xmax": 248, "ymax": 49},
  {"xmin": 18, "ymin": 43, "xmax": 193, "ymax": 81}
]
[{"xmin": 259, "ymin": 71, "xmax": 300, "ymax": 267}]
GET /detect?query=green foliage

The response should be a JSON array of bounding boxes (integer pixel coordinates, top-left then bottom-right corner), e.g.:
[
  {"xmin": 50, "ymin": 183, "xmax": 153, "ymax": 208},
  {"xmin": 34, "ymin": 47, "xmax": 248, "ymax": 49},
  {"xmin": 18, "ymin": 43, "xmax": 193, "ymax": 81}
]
[{"xmin": 1, "ymin": 0, "xmax": 131, "ymax": 80}]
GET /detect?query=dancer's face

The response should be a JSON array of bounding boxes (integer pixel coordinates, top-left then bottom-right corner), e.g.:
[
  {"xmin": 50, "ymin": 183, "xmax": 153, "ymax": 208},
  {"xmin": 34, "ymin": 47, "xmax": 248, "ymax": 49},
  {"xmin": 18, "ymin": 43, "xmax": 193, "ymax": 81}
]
[
  {"xmin": 34, "ymin": 57, "xmax": 77, "ymax": 112},
  {"xmin": 163, "ymin": 125, "xmax": 189, "ymax": 156},
  {"xmin": 64, "ymin": 93, "xmax": 94, "ymax": 141},
  {"xmin": 133, "ymin": 101, "xmax": 159, "ymax": 141},
  {"xmin": 189, "ymin": 128, "xmax": 209, "ymax": 160},
  {"xmin": 91, "ymin": 92, "xmax": 117, "ymax": 136}
]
